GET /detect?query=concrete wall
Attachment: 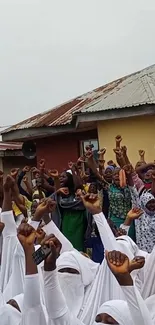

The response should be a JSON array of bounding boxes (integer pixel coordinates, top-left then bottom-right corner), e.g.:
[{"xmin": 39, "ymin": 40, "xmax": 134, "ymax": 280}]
[
  {"xmin": 97, "ymin": 115, "xmax": 155, "ymax": 166},
  {"xmin": 36, "ymin": 130, "xmax": 98, "ymax": 171}
]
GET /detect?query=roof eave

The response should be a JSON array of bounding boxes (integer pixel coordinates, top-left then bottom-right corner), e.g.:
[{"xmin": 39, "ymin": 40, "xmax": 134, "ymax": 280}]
[
  {"xmin": 76, "ymin": 104, "xmax": 155, "ymax": 126},
  {"xmin": 1, "ymin": 125, "xmax": 78, "ymax": 142}
]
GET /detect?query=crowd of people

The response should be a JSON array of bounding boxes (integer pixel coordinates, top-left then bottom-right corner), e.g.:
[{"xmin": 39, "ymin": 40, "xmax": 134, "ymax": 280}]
[{"xmin": 0, "ymin": 134, "xmax": 155, "ymax": 324}]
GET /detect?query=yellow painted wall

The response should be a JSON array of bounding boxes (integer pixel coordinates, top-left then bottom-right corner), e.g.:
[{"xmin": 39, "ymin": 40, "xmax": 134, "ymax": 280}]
[{"xmin": 97, "ymin": 116, "xmax": 155, "ymax": 166}]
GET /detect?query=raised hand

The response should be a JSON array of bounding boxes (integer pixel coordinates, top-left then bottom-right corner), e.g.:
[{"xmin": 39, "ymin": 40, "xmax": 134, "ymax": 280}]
[
  {"xmin": 139, "ymin": 150, "xmax": 145, "ymax": 157},
  {"xmin": 127, "ymin": 208, "xmax": 143, "ymax": 220},
  {"xmin": 106, "ymin": 250, "xmax": 133, "ymax": 286},
  {"xmin": 123, "ymin": 164, "xmax": 134, "ymax": 175},
  {"xmin": 41, "ymin": 234, "xmax": 62, "ymax": 271},
  {"xmin": 23, "ymin": 166, "xmax": 30, "ymax": 173},
  {"xmin": 48, "ymin": 169, "xmax": 59, "ymax": 178},
  {"xmin": 80, "ymin": 193, "xmax": 101, "ymax": 214},
  {"xmin": 129, "ymin": 256, "xmax": 145, "ymax": 273},
  {"xmin": 115, "ymin": 228, "xmax": 127, "ymax": 237},
  {"xmin": 39, "ymin": 159, "xmax": 45, "ymax": 169},
  {"xmin": 10, "ymin": 168, "xmax": 19, "ymax": 179},
  {"xmin": 31, "ymin": 167, "xmax": 40, "ymax": 175},
  {"xmin": 98, "ymin": 148, "xmax": 106, "ymax": 162},
  {"xmin": 113, "ymin": 148, "xmax": 123, "ymax": 158},
  {"xmin": 77, "ymin": 156, "xmax": 86, "ymax": 164},
  {"xmin": 23, "ymin": 176, "xmax": 28, "ymax": 183},
  {"xmin": 115, "ymin": 135, "xmax": 122, "ymax": 149},
  {"xmin": 34, "ymin": 198, "xmax": 57, "ymax": 221},
  {"xmin": 3, "ymin": 175, "xmax": 15, "ymax": 192},
  {"xmin": 106, "ymin": 250, "xmax": 130, "ymax": 275},
  {"xmin": 17, "ymin": 223, "xmax": 36, "ymax": 251}
]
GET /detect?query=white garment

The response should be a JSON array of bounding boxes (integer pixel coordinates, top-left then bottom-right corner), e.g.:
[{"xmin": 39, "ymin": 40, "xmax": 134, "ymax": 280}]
[
  {"xmin": 44, "ymin": 270, "xmax": 83, "ymax": 325},
  {"xmin": 122, "ymin": 285, "xmax": 153, "ymax": 325},
  {"xmin": 15, "ymin": 214, "xmax": 25, "ymax": 227},
  {"xmin": 43, "ymin": 220, "xmax": 73, "ymax": 254},
  {"xmin": 0, "ymin": 304, "xmax": 21, "ymax": 325},
  {"xmin": 3, "ymin": 240, "xmax": 25, "ymax": 302},
  {"xmin": 0, "ymin": 211, "xmax": 18, "ymax": 293},
  {"xmin": 28, "ymin": 219, "xmax": 40, "ymax": 230},
  {"xmin": 141, "ymin": 245, "xmax": 155, "ymax": 299},
  {"xmin": 93, "ymin": 300, "xmax": 132, "ymax": 325},
  {"xmin": 57, "ymin": 251, "xmax": 99, "ymax": 286},
  {"xmin": 56, "ymin": 251, "xmax": 99, "ymax": 318},
  {"xmin": 145, "ymin": 295, "xmax": 155, "ymax": 323},
  {"xmin": 20, "ymin": 274, "xmax": 47, "ymax": 325},
  {"xmin": 58, "ymin": 273, "xmax": 84, "ymax": 317},
  {"xmin": 78, "ymin": 212, "xmax": 140, "ymax": 325},
  {"xmin": 13, "ymin": 293, "xmax": 24, "ymax": 312}
]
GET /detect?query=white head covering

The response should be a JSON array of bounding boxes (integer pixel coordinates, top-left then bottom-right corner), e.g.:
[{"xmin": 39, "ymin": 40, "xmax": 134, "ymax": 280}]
[
  {"xmin": 93, "ymin": 300, "xmax": 132, "ymax": 325},
  {"xmin": 57, "ymin": 251, "xmax": 99, "ymax": 317},
  {"xmin": 116, "ymin": 235, "xmax": 148, "ymax": 258},
  {"xmin": 13, "ymin": 293, "xmax": 24, "ymax": 312},
  {"xmin": 57, "ymin": 251, "xmax": 99, "ymax": 286},
  {"xmin": 0, "ymin": 303, "xmax": 21, "ymax": 325},
  {"xmin": 66, "ymin": 169, "xmax": 72, "ymax": 175}
]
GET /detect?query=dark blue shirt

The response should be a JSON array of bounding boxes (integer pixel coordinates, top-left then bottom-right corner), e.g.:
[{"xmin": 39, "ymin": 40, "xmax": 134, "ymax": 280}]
[{"xmin": 85, "ymin": 236, "xmax": 104, "ymax": 264}]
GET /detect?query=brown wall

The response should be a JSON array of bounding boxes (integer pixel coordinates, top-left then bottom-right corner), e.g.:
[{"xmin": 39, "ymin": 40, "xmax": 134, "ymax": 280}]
[
  {"xmin": 3, "ymin": 156, "xmax": 36, "ymax": 176},
  {"xmin": 36, "ymin": 130, "xmax": 97, "ymax": 171}
]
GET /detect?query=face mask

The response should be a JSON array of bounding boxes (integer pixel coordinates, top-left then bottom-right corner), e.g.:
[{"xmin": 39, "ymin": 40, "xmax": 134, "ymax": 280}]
[{"xmin": 58, "ymin": 272, "xmax": 84, "ymax": 317}]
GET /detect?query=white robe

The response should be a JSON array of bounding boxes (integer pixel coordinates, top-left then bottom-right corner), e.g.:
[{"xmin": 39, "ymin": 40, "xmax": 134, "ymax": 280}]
[{"xmin": 20, "ymin": 274, "xmax": 47, "ymax": 325}]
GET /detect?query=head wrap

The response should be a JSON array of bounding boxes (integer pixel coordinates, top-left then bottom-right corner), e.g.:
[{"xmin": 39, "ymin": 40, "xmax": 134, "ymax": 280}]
[
  {"xmin": 94, "ymin": 300, "xmax": 132, "ymax": 325},
  {"xmin": 140, "ymin": 191, "xmax": 155, "ymax": 211}
]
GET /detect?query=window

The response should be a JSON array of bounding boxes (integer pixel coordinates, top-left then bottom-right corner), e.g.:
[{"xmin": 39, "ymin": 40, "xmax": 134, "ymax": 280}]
[{"xmin": 80, "ymin": 139, "xmax": 99, "ymax": 161}]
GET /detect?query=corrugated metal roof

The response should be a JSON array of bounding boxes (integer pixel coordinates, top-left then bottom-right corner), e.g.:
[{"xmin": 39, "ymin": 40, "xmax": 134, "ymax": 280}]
[
  {"xmin": 0, "ymin": 142, "xmax": 22, "ymax": 151},
  {"xmin": 3, "ymin": 64, "xmax": 155, "ymax": 134}
]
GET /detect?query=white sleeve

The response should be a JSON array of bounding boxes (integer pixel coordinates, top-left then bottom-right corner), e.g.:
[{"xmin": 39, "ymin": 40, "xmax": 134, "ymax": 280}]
[
  {"xmin": 129, "ymin": 186, "xmax": 141, "ymax": 208},
  {"xmin": 44, "ymin": 269, "xmax": 71, "ymax": 325},
  {"xmin": 28, "ymin": 219, "xmax": 40, "ymax": 230},
  {"xmin": 120, "ymin": 224, "xmax": 130, "ymax": 234},
  {"xmin": 1, "ymin": 210, "xmax": 17, "ymax": 237},
  {"xmin": 21, "ymin": 274, "xmax": 47, "ymax": 325},
  {"xmin": 43, "ymin": 220, "xmax": 73, "ymax": 253},
  {"xmin": 0, "ymin": 211, "xmax": 18, "ymax": 292},
  {"xmin": 93, "ymin": 212, "xmax": 119, "ymax": 251},
  {"xmin": 122, "ymin": 285, "xmax": 153, "ymax": 325}
]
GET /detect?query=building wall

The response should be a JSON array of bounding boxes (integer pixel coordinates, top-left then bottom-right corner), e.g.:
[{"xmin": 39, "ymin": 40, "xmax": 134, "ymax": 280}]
[
  {"xmin": 36, "ymin": 130, "xmax": 98, "ymax": 171},
  {"xmin": 97, "ymin": 115, "xmax": 155, "ymax": 166},
  {"xmin": 2, "ymin": 156, "xmax": 36, "ymax": 176}
]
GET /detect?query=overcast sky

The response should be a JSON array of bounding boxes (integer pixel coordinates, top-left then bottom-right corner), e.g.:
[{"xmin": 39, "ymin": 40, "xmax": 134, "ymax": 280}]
[{"xmin": 0, "ymin": 0, "xmax": 155, "ymax": 128}]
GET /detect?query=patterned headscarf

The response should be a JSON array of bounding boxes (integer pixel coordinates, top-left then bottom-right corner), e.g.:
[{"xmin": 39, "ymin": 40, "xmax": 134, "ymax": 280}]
[{"xmin": 140, "ymin": 191, "xmax": 155, "ymax": 213}]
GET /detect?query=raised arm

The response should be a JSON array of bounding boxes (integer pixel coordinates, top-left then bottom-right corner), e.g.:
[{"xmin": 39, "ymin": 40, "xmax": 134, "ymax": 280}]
[
  {"xmin": 80, "ymin": 193, "xmax": 118, "ymax": 251},
  {"xmin": 0, "ymin": 176, "xmax": 18, "ymax": 292},
  {"xmin": 43, "ymin": 235, "xmax": 74, "ymax": 325},
  {"xmin": 106, "ymin": 250, "xmax": 153, "ymax": 325},
  {"xmin": 17, "ymin": 223, "xmax": 47, "ymax": 325}
]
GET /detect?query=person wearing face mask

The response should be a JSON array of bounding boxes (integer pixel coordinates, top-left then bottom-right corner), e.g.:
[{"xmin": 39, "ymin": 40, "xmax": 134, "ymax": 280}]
[{"xmin": 56, "ymin": 250, "xmax": 99, "ymax": 317}]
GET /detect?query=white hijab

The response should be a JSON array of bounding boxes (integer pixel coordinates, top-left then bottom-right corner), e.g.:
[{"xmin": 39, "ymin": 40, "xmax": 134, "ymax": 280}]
[
  {"xmin": 116, "ymin": 235, "xmax": 148, "ymax": 258},
  {"xmin": 57, "ymin": 251, "xmax": 99, "ymax": 317},
  {"xmin": 13, "ymin": 293, "xmax": 24, "ymax": 312},
  {"xmin": 93, "ymin": 300, "xmax": 132, "ymax": 325},
  {"xmin": 0, "ymin": 303, "xmax": 21, "ymax": 325}
]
